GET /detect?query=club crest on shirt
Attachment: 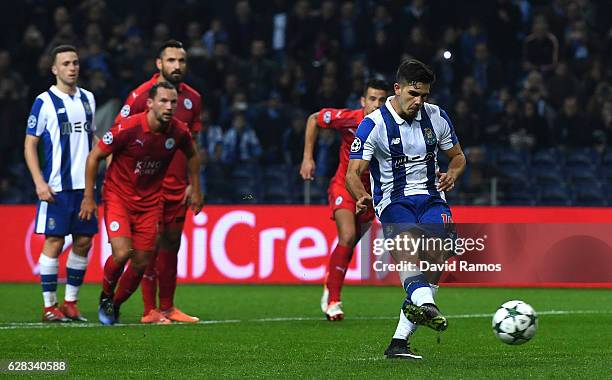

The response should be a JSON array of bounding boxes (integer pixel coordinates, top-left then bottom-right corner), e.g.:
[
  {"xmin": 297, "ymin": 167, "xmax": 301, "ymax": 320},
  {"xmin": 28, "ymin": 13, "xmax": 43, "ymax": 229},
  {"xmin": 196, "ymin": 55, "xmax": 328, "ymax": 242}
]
[
  {"xmin": 110, "ymin": 221, "xmax": 120, "ymax": 232},
  {"xmin": 183, "ymin": 98, "xmax": 193, "ymax": 110},
  {"xmin": 350, "ymin": 137, "xmax": 362, "ymax": 152},
  {"xmin": 165, "ymin": 138, "xmax": 175, "ymax": 150},
  {"xmin": 48, "ymin": 218, "xmax": 56, "ymax": 231},
  {"xmin": 83, "ymin": 100, "xmax": 92, "ymax": 116},
  {"xmin": 335, "ymin": 196, "xmax": 343, "ymax": 206},
  {"xmin": 423, "ymin": 128, "xmax": 437, "ymax": 146},
  {"xmin": 27, "ymin": 115, "xmax": 37, "ymax": 129},
  {"xmin": 102, "ymin": 131, "xmax": 113, "ymax": 145},
  {"xmin": 120, "ymin": 105, "xmax": 131, "ymax": 117}
]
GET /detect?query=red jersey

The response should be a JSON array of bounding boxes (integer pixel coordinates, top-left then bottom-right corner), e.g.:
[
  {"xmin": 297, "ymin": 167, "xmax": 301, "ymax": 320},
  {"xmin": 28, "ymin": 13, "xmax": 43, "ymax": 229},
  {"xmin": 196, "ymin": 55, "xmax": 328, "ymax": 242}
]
[
  {"xmin": 115, "ymin": 73, "xmax": 201, "ymax": 201},
  {"xmin": 317, "ymin": 108, "xmax": 370, "ymax": 188},
  {"xmin": 100, "ymin": 113, "xmax": 194, "ymax": 211}
]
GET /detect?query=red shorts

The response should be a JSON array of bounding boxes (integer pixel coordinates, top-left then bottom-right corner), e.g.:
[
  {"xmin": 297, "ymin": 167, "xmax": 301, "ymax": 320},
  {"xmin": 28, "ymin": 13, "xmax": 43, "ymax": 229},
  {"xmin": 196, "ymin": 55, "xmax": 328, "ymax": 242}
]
[
  {"xmin": 159, "ymin": 193, "xmax": 188, "ymax": 231},
  {"xmin": 104, "ymin": 193, "xmax": 160, "ymax": 251},
  {"xmin": 327, "ymin": 180, "xmax": 375, "ymax": 224}
]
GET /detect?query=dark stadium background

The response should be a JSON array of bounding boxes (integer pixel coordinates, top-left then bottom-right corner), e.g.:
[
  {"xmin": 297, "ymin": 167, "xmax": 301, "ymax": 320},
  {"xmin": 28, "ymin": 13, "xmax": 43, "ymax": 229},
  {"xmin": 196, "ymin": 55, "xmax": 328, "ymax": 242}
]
[{"xmin": 0, "ymin": 0, "xmax": 611, "ymax": 206}]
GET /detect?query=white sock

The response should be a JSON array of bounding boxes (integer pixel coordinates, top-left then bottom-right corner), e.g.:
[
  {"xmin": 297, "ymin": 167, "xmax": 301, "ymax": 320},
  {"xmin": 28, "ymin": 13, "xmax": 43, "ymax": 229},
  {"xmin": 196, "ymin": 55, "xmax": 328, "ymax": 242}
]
[
  {"xmin": 39, "ymin": 254, "xmax": 58, "ymax": 308},
  {"xmin": 430, "ymin": 283, "xmax": 439, "ymax": 299},
  {"xmin": 392, "ymin": 309, "xmax": 418, "ymax": 340},
  {"xmin": 411, "ymin": 286, "xmax": 435, "ymax": 306},
  {"xmin": 65, "ymin": 252, "xmax": 89, "ymax": 302}
]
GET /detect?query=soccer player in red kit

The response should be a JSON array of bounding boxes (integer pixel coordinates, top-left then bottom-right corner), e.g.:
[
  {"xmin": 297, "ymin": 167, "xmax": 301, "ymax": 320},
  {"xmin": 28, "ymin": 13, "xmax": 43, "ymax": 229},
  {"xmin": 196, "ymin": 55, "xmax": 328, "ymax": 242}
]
[
  {"xmin": 79, "ymin": 82, "xmax": 203, "ymax": 325},
  {"xmin": 300, "ymin": 79, "xmax": 389, "ymax": 321},
  {"xmin": 115, "ymin": 40, "xmax": 203, "ymax": 323}
]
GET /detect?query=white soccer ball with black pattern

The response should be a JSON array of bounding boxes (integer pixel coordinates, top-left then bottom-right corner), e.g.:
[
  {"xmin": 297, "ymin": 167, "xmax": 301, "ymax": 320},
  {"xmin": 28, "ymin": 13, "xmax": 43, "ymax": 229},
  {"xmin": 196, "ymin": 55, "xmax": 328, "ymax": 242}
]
[{"xmin": 492, "ymin": 300, "xmax": 538, "ymax": 345}]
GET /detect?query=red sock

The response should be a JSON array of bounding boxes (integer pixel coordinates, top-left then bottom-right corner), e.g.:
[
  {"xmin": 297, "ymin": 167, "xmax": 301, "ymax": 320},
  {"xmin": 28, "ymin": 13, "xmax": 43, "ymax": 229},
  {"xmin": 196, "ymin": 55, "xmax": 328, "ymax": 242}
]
[
  {"xmin": 113, "ymin": 265, "xmax": 144, "ymax": 306},
  {"xmin": 326, "ymin": 244, "xmax": 353, "ymax": 303},
  {"xmin": 102, "ymin": 256, "xmax": 125, "ymax": 297},
  {"xmin": 140, "ymin": 257, "xmax": 158, "ymax": 314},
  {"xmin": 157, "ymin": 247, "xmax": 178, "ymax": 311}
]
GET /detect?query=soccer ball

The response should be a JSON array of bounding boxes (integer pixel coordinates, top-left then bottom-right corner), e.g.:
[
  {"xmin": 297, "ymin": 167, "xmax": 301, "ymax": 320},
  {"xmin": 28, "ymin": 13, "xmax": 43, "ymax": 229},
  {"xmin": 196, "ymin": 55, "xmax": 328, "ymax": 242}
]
[{"xmin": 492, "ymin": 300, "xmax": 538, "ymax": 345}]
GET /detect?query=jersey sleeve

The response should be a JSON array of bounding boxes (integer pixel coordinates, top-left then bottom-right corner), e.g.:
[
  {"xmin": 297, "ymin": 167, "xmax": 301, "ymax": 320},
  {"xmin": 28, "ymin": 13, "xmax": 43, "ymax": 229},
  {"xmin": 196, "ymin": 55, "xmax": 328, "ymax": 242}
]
[
  {"xmin": 349, "ymin": 117, "xmax": 377, "ymax": 161},
  {"xmin": 437, "ymin": 108, "xmax": 459, "ymax": 150},
  {"xmin": 26, "ymin": 97, "xmax": 48, "ymax": 136},
  {"xmin": 316, "ymin": 108, "xmax": 359, "ymax": 129},
  {"xmin": 98, "ymin": 122, "xmax": 129, "ymax": 154},
  {"xmin": 114, "ymin": 89, "xmax": 148, "ymax": 125}
]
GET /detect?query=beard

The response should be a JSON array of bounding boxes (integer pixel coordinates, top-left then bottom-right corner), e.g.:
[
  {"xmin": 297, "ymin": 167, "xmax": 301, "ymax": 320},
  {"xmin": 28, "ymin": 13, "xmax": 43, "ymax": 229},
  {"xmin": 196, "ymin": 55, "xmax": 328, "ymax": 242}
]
[{"xmin": 161, "ymin": 68, "xmax": 183, "ymax": 85}]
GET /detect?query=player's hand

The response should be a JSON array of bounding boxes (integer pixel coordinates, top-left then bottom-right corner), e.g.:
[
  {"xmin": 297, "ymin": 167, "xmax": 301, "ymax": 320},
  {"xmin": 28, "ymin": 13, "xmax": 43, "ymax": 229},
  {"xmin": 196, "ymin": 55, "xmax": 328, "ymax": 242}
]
[
  {"xmin": 355, "ymin": 194, "xmax": 373, "ymax": 215},
  {"xmin": 299, "ymin": 159, "xmax": 316, "ymax": 180},
  {"xmin": 189, "ymin": 190, "xmax": 204, "ymax": 215},
  {"xmin": 79, "ymin": 195, "xmax": 97, "ymax": 221},
  {"xmin": 35, "ymin": 182, "xmax": 56, "ymax": 203},
  {"xmin": 436, "ymin": 171, "xmax": 456, "ymax": 192},
  {"xmin": 182, "ymin": 184, "xmax": 193, "ymax": 205}
]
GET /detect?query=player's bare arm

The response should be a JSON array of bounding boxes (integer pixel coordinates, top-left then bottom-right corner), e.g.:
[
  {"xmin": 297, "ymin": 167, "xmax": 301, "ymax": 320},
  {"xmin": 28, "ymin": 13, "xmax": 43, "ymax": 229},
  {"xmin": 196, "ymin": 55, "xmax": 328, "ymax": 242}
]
[
  {"xmin": 24, "ymin": 134, "xmax": 56, "ymax": 203},
  {"xmin": 345, "ymin": 158, "xmax": 372, "ymax": 214},
  {"xmin": 183, "ymin": 132, "xmax": 202, "ymax": 205},
  {"xmin": 79, "ymin": 144, "xmax": 110, "ymax": 221},
  {"xmin": 299, "ymin": 112, "xmax": 320, "ymax": 180},
  {"xmin": 437, "ymin": 143, "xmax": 466, "ymax": 192},
  {"xmin": 183, "ymin": 139, "xmax": 203, "ymax": 215}
]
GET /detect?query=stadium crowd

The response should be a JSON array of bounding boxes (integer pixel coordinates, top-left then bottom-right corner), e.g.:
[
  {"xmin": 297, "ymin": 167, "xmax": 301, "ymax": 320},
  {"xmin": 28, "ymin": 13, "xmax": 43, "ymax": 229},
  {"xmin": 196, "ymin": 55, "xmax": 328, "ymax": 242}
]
[{"xmin": 1, "ymin": 0, "xmax": 611, "ymax": 205}]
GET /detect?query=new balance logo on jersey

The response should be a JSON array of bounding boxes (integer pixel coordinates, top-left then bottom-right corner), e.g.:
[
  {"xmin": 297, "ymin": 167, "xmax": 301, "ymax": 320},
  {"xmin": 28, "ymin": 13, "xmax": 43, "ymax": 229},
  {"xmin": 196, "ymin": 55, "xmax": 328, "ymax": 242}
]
[
  {"xmin": 60, "ymin": 121, "xmax": 93, "ymax": 135},
  {"xmin": 391, "ymin": 137, "xmax": 401, "ymax": 145}
]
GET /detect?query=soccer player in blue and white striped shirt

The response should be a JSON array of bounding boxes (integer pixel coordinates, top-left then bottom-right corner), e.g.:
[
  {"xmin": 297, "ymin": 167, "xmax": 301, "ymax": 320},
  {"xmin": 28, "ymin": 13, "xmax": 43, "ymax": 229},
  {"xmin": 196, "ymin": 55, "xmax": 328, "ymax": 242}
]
[
  {"xmin": 346, "ymin": 59, "xmax": 466, "ymax": 359},
  {"xmin": 24, "ymin": 45, "xmax": 98, "ymax": 322}
]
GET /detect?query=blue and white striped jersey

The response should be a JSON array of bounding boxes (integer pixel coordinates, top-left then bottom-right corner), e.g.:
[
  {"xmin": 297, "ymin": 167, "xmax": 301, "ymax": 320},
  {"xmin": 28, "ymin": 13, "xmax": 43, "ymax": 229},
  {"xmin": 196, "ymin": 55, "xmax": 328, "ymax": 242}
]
[
  {"xmin": 26, "ymin": 85, "xmax": 96, "ymax": 192},
  {"xmin": 349, "ymin": 97, "xmax": 459, "ymax": 217}
]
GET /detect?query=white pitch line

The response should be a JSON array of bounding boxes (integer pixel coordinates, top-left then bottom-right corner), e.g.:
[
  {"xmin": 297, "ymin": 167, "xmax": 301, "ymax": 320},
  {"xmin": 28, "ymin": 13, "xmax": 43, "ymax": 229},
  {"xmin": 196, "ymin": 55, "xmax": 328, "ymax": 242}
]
[{"xmin": 0, "ymin": 310, "xmax": 610, "ymax": 330}]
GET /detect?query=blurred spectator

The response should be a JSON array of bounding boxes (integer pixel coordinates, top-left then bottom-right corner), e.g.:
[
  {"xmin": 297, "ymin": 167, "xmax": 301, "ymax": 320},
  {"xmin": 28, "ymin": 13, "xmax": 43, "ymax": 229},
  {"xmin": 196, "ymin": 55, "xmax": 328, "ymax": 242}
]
[
  {"xmin": 16, "ymin": 25, "xmax": 46, "ymax": 80},
  {"xmin": 405, "ymin": 25, "xmax": 435, "ymax": 64},
  {"xmin": 523, "ymin": 15, "xmax": 559, "ymax": 73},
  {"xmin": 470, "ymin": 42, "xmax": 503, "ymax": 94},
  {"xmin": 314, "ymin": 129, "xmax": 339, "ymax": 179},
  {"xmin": 367, "ymin": 29, "xmax": 399, "ymax": 77},
  {"xmin": 401, "ymin": 0, "xmax": 433, "ymax": 33},
  {"xmin": 557, "ymin": 96, "xmax": 593, "ymax": 147},
  {"xmin": 452, "ymin": 99, "xmax": 482, "ymax": 148},
  {"xmin": 229, "ymin": 0, "xmax": 262, "ymax": 59},
  {"xmin": 283, "ymin": 111, "xmax": 306, "ymax": 166},
  {"xmin": 222, "ymin": 113, "xmax": 262, "ymax": 165},
  {"xmin": 520, "ymin": 101, "xmax": 549, "ymax": 149},
  {"xmin": 460, "ymin": 19, "xmax": 488, "ymax": 65},
  {"xmin": 202, "ymin": 18, "xmax": 229, "ymax": 57},
  {"xmin": 546, "ymin": 61, "xmax": 578, "ymax": 109},
  {"xmin": 338, "ymin": 1, "xmax": 360, "ymax": 55},
  {"xmin": 253, "ymin": 92, "xmax": 288, "ymax": 163},
  {"xmin": 520, "ymin": 70, "xmax": 556, "ymax": 128},
  {"xmin": 239, "ymin": 39, "xmax": 276, "ymax": 102},
  {"xmin": 457, "ymin": 147, "xmax": 499, "ymax": 205},
  {"xmin": 200, "ymin": 108, "xmax": 224, "ymax": 162}
]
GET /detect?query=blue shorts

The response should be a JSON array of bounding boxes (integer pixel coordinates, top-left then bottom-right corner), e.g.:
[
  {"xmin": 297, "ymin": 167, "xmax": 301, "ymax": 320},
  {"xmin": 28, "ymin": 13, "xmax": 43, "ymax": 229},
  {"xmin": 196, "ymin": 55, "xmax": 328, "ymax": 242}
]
[
  {"xmin": 379, "ymin": 195, "xmax": 454, "ymax": 239},
  {"xmin": 34, "ymin": 190, "xmax": 99, "ymax": 236}
]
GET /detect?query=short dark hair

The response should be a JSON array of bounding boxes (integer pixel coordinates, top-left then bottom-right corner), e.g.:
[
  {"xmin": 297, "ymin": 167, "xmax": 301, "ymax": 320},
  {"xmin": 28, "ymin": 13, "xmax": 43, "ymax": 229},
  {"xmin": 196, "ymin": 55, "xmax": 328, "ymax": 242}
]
[
  {"xmin": 396, "ymin": 59, "xmax": 435, "ymax": 86},
  {"xmin": 363, "ymin": 78, "xmax": 390, "ymax": 95},
  {"xmin": 148, "ymin": 81, "xmax": 176, "ymax": 99},
  {"xmin": 158, "ymin": 39, "xmax": 184, "ymax": 58},
  {"xmin": 50, "ymin": 44, "xmax": 77, "ymax": 63}
]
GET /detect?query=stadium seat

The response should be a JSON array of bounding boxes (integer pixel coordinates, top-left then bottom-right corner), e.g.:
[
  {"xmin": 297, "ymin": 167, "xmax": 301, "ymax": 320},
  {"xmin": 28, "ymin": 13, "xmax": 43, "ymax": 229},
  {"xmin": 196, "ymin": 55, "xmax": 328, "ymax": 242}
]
[
  {"xmin": 601, "ymin": 151, "xmax": 612, "ymax": 165},
  {"xmin": 566, "ymin": 165, "xmax": 598, "ymax": 183},
  {"xmin": 566, "ymin": 148, "xmax": 599, "ymax": 166},
  {"xmin": 573, "ymin": 185, "xmax": 606, "ymax": 206},
  {"xmin": 495, "ymin": 148, "xmax": 527, "ymax": 166},
  {"xmin": 538, "ymin": 185, "xmax": 572, "ymax": 206},
  {"xmin": 531, "ymin": 166, "xmax": 563, "ymax": 185},
  {"xmin": 531, "ymin": 148, "xmax": 562, "ymax": 167}
]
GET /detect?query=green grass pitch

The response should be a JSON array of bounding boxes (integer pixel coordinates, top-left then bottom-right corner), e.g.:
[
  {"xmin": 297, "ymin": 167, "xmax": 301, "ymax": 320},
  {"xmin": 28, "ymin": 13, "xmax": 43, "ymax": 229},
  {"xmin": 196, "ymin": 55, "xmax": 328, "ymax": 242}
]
[{"xmin": 0, "ymin": 284, "xmax": 611, "ymax": 379}]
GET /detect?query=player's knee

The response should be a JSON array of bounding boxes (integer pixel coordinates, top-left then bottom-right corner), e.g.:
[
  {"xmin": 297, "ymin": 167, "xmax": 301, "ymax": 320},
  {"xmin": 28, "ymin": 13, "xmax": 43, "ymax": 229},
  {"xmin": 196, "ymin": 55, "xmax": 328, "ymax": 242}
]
[
  {"xmin": 338, "ymin": 230, "xmax": 357, "ymax": 247},
  {"xmin": 159, "ymin": 230, "xmax": 182, "ymax": 251},
  {"xmin": 44, "ymin": 236, "xmax": 65, "ymax": 254},
  {"xmin": 72, "ymin": 236, "xmax": 92, "ymax": 256}
]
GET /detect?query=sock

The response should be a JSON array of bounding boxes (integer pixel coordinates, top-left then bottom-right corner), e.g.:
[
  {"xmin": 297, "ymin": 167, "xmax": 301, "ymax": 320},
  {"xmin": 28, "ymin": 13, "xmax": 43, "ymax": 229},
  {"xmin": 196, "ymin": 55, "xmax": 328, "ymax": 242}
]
[
  {"xmin": 65, "ymin": 251, "xmax": 88, "ymax": 302},
  {"xmin": 325, "ymin": 244, "xmax": 353, "ymax": 303},
  {"xmin": 102, "ymin": 256, "xmax": 125, "ymax": 297},
  {"xmin": 113, "ymin": 265, "xmax": 144, "ymax": 306},
  {"xmin": 393, "ymin": 307, "xmax": 418, "ymax": 340},
  {"xmin": 403, "ymin": 274, "xmax": 435, "ymax": 306},
  {"xmin": 140, "ymin": 258, "xmax": 158, "ymax": 314},
  {"xmin": 39, "ymin": 254, "xmax": 58, "ymax": 308},
  {"xmin": 430, "ymin": 283, "xmax": 439, "ymax": 299},
  {"xmin": 157, "ymin": 247, "xmax": 178, "ymax": 311}
]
